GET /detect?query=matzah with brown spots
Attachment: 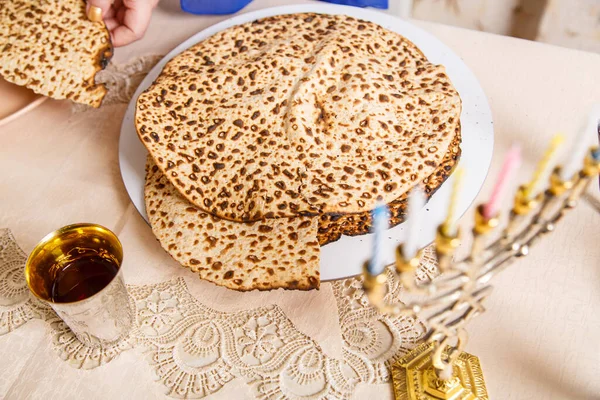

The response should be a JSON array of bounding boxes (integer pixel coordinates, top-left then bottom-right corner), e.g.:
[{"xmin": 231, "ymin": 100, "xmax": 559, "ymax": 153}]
[
  {"xmin": 317, "ymin": 124, "xmax": 461, "ymax": 245},
  {"xmin": 136, "ymin": 13, "xmax": 461, "ymax": 222},
  {"xmin": 0, "ymin": 0, "xmax": 112, "ymax": 107},
  {"xmin": 145, "ymin": 158, "xmax": 320, "ymax": 291}
]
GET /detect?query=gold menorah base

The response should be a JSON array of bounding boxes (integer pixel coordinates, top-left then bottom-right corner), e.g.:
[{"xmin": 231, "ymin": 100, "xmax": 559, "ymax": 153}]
[{"xmin": 392, "ymin": 343, "xmax": 488, "ymax": 400}]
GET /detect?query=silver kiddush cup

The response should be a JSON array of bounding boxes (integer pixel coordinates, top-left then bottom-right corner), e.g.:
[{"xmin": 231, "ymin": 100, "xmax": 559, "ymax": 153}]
[{"xmin": 25, "ymin": 223, "xmax": 132, "ymax": 347}]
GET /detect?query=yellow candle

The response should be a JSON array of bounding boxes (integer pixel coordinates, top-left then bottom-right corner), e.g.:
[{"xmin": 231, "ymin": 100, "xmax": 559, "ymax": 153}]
[
  {"xmin": 442, "ymin": 167, "xmax": 464, "ymax": 236},
  {"xmin": 523, "ymin": 134, "xmax": 565, "ymax": 199}
]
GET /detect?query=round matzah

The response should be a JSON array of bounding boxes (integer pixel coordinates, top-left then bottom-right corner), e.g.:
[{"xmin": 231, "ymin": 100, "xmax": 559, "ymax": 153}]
[
  {"xmin": 0, "ymin": 0, "xmax": 112, "ymax": 107},
  {"xmin": 135, "ymin": 13, "xmax": 461, "ymax": 221},
  {"xmin": 317, "ymin": 124, "xmax": 461, "ymax": 244},
  {"xmin": 145, "ymin": 158, "xmax": 320, "ymax": 291}
]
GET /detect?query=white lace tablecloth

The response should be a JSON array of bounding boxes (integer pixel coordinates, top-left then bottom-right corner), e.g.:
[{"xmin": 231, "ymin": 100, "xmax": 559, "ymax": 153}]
[
  {"xmin": 0, "ymin": 226, "xmax": 437, "ymax": 398},
  {"xmin": 1, "ymin": 1, "xmax": 600, "ymax": 399}
]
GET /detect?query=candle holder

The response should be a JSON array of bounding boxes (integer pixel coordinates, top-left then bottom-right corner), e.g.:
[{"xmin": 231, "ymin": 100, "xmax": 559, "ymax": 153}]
[{"xmin": 363, "ymin": 147, "xmax": 600, "ymax": 399}]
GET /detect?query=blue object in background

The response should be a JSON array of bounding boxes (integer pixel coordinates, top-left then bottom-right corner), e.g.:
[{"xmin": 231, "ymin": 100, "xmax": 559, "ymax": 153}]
[
  {"xmin": 319, "ymin": 0, "xmax": 388, "ymax": 9},
  {"xmin": 180, "ymin": 0, "xmax": 253, "ymax": 15},
  {"xmin": 181, "ymin": 0, "xmax": 388, "ymax": 15}
]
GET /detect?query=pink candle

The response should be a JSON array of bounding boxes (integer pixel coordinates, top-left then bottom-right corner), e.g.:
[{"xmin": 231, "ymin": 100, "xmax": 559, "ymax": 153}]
[{"xmin": 483, "ymin": 145, "xmax": 522, "ymax": 220}]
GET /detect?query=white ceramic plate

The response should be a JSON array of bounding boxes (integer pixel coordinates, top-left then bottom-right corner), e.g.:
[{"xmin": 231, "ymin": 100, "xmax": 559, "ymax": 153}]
[{"xmin": 119, "ymin": 3, "xmax": 494, "ymax": 281}]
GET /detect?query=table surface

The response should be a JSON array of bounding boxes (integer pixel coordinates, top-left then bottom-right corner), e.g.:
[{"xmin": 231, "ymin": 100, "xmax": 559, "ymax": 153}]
[{"xmin": 1, "ymin": 1, "xmax": 599, "ymax": 399}]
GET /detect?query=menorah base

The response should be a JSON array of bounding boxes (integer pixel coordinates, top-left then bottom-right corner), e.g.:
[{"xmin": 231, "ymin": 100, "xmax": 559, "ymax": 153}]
[{"xmin": 392, "ymin": 343, "xmax": 489, "ymax": 400}]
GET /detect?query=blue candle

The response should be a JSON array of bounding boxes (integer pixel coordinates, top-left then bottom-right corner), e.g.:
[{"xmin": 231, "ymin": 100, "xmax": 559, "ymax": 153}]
[{"xmin": 369, "ymin": 203, "xmax": 389, "ymax": 275}]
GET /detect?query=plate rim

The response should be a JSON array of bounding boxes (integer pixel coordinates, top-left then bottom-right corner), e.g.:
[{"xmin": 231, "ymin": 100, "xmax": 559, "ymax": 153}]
[{"xmin": 119, "ymin": 3, "xmax": 494, "ymax": 282}]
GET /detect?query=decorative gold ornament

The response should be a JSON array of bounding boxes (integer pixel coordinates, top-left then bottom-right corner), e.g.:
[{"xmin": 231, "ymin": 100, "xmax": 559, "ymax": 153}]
[{"xmin": 392, "ymin": 342, "xmax": 488, "ymax": 400}]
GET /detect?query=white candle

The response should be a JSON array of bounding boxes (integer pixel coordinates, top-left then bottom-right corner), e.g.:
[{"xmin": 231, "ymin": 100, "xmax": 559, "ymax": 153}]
[
  {"xmin": 369, "ymin": 203, "xmax": 389, "ymax": 275},
  {"xmin": 442, "ymin": 168, "xmax": 465, "ymax": 236},
  {"xmin": 560, "ymin": 115, "xmax": 596, "ymax": 180},
  {"xmin": 403, "ymin": 187, "xmax": 426, "ymax": 259},
  {"xmin": 594, "ymin": 118, "xmax": 600, "ymax": 161}
]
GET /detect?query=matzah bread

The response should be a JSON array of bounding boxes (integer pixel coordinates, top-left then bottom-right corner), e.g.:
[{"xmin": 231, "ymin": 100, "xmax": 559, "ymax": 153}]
[
  {"xmin": 0, "ymin": 0, "xmax": 112, "ymax": 107},
  {"xmin": 136, "ymin": 13, "xmax": 461, "ymax": 221},
  {"xmin": 145, "ymin": 159, "xmax": 320, "ymax": 291},
  {"xmin": 317, "ymin": 124, "xmax": 461, "ymax": 244}
]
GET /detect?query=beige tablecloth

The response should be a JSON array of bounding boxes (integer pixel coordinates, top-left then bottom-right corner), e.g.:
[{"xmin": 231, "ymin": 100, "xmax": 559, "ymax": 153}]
[{"xmin": 1, "ymin": 1, "xmax": 600, "ymax": 399}]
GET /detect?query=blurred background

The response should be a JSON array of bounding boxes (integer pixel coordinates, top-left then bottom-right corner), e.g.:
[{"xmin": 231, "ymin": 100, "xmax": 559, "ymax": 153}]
[
  {"xmin": 182, "ymin": 0, "xmax": 600, "ymax": 53},
  {"xmin": 394, "ymin": 0, "xmax": 600, "ymax": 53}
]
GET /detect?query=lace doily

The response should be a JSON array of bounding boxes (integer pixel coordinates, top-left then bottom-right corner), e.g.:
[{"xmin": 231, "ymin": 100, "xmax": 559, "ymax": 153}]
[
  {"xmin": 0, "ymin": 228, "xmax": 438, "ymax": 398},
  {"xmin": 71, "ymin": 54, "xmax": 164, "ymax": 113}
]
